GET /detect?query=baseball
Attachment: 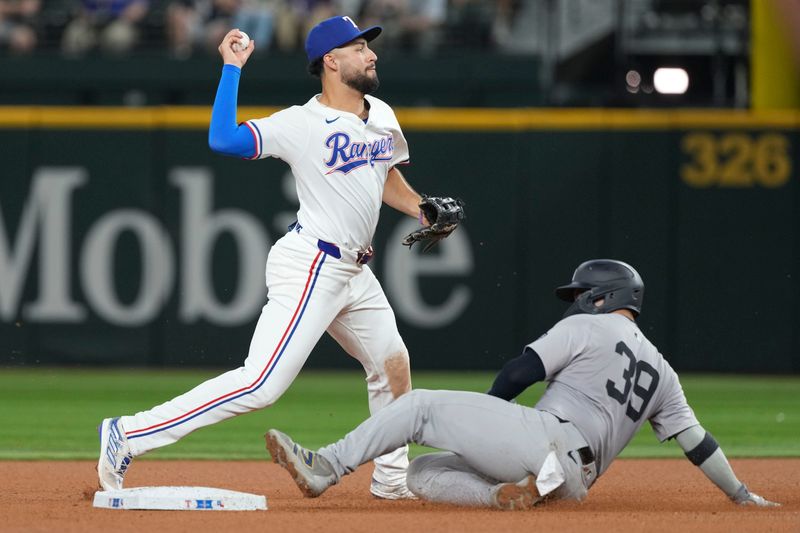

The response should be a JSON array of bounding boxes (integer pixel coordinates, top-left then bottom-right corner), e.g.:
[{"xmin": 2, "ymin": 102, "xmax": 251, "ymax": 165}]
[{"xmin": 233, "ymin": 31, "xmax": 250, "ymax": 52}]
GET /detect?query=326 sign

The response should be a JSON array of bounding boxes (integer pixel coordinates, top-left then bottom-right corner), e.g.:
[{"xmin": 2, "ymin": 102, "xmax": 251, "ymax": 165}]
[{"xmin": 680, "ymin": 132, "xmax": 792, "ymax": 188}]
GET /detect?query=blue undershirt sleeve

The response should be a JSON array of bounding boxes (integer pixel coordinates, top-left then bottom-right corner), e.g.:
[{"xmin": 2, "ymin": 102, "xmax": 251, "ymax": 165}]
[{"xmin": 208, "ymin": 64, "xmax": 257, "ymax": 158}]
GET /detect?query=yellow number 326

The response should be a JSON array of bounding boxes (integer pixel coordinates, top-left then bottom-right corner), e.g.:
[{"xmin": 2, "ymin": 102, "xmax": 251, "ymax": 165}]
[{"xmin": 680, "ymin": 132, "xmax": 792, "ymax": 188}]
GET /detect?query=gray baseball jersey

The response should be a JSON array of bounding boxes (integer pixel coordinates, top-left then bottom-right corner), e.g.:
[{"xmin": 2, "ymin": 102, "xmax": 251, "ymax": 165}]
[
  {"xmin": 316, "ymin": 312, "xmax": 701, "ymax": 506},
  {"xmin": 530, "ymin": 313, "xmax": 699, "ymax": 475}
]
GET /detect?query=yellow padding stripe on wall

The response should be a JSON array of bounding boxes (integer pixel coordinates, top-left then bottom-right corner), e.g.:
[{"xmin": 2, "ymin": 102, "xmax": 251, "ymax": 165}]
[{"xmin": 0, "ymin": 106, "xmax": 798, "ymax": 130}]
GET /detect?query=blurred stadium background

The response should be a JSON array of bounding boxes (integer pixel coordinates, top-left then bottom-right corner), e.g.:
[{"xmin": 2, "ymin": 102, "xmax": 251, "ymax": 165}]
[{"xmin": 0, "ymin": 0, "xmax": 798, "ymax": 377}]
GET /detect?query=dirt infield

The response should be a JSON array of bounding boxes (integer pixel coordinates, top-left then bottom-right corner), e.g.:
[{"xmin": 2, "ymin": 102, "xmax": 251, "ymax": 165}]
[{"xmin": 2, "ymin": 458, "xmax": 798, "ymax": 532}]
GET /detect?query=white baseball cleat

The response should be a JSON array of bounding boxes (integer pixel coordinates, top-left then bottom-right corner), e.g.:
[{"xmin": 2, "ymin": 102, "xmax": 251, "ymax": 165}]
[
  {"xmin": 370, "ymin": 478, "xmax": 418, "ymax": 500},
  {"xmin": 265, "ymin": 429, "xmax": 337, "ymax": 498},
  {"xmin": 491, "ymin": 475, "xmax": 544, "ymax": 510},
  {"xmin": 97, "ymin": 417, "xmax": 133, "ymax": 491}
]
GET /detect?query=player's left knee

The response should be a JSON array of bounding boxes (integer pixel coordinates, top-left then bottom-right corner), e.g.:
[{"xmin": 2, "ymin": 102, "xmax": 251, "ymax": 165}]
[
  {"xmin": 406, "ymin": 454, "xmax": 436, "ymax": 496},
  {"xmin": 383, "ymin": 349, "xmax": 411, "ymax": 398},
  {"xmin": 407, "ymin": 452, "xmax": 458, "ymax": 498},
  {"xmin": 406, "ymin": 463, "xmax": 426, "ymax": 496}
]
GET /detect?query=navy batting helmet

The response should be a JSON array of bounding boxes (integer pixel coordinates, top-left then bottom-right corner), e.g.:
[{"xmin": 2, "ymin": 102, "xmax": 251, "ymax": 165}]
[{"xmin": 556, "ymin": 259, "xmax": 644, "ymax": 318}]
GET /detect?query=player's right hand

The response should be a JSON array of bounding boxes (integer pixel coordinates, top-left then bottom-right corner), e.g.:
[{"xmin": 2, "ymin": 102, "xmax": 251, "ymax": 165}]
[
  {"xmin": 219, "ymin": 29, "xmax": 254, "ymax": 68},
  {"xmin": 731, "ymin": 484, "xmax": 780, "ymax": 507}
]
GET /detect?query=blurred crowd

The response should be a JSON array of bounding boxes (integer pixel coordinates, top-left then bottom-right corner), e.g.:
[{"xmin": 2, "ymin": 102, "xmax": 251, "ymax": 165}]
[{"xmin": 0, "ymin": 0, "xmax": 534, "ymax": 57}]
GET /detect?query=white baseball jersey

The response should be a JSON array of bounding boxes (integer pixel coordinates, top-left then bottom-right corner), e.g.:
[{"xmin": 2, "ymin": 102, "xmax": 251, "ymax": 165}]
[
  {"xmin": 245, "ymin": 94, "xmax": 409, "ymax": 251},
  {"xmin": 120, "ymin": 94, "xmax": 413, "ymax": 492},
  {"xmin": 530, "ymin": 313, "xmax": 700, "ymax": 475}
]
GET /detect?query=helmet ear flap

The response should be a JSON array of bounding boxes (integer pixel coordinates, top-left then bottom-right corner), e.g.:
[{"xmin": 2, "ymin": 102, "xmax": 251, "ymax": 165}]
[{"xmin": 562, "ymin": 288, "xmax": 601, "ymax": 318}]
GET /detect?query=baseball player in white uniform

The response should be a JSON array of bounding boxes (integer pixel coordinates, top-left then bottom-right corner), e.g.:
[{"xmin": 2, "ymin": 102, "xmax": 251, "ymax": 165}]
[
  {"xmin": 265, "ymin": 260, "xmax": 779, "ymax": 509},
  {"xmin": 97, "ymin": 16, "xmax": 459, "ymax": 500}
]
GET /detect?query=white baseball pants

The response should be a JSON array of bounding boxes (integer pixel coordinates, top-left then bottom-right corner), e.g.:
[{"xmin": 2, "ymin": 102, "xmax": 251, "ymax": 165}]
[{"xmin": 120, "ymin": 229, "xmax": 410, "ymax": 487}]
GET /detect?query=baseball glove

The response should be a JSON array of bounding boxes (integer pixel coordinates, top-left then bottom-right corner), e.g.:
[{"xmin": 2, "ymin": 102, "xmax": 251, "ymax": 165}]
[{"xmin": 402, "ymin": 195, "xmax": 466, "ymax": 252}]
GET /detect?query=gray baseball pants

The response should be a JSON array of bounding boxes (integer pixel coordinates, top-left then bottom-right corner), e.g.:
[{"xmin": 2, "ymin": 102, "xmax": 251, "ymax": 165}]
[{"xmin": 318, "ymin": 389, "xmax": 596, "ymax": 506}]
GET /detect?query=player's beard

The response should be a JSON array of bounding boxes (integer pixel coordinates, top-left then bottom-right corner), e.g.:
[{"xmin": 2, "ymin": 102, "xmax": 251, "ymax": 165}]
[{"xmin": 343, "ymin": 68, "xmax": 380, "ymax": 94}]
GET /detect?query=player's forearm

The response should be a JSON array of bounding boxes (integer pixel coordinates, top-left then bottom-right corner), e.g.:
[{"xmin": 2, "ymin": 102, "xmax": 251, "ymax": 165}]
[
  {"xmin": 208, "ymin": 65, "xmax": 257, "ymax": 158},
  {"xmin": 675, "ymin": 425, "xmax": 742, "ymax": 498},
  {"xmin": 383, "ymin": 167, "xmax": 422, "ymax": 219}
]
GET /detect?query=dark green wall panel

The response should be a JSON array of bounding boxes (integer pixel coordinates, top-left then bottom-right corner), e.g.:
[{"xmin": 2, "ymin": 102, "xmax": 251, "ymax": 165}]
[{"xmin": 0, "ymin": 126, "xmax": 796, "ymax": 373}]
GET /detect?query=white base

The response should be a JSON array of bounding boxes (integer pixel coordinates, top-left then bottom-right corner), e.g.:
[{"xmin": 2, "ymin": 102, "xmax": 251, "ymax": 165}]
[{"xmin": 93, "ymin": 486, "xmax": 267, "ymax": 511}]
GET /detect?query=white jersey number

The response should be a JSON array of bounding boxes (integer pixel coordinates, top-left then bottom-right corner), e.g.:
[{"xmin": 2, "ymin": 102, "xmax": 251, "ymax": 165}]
[{"xmin": 605, "ymin": 341, "xmax": 661, "ymax": 422}]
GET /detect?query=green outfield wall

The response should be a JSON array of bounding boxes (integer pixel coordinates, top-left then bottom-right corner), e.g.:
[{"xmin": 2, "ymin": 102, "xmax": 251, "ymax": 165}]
[{"xmin": 0, "ymin": 108, "xmax": 797, "ymax": 373}]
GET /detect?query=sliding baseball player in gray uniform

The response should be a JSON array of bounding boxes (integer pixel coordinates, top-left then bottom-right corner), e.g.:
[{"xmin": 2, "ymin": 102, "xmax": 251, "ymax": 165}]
[{"xmin": 265, "ymin": 259, "xmax": 778, "ymax": 509}]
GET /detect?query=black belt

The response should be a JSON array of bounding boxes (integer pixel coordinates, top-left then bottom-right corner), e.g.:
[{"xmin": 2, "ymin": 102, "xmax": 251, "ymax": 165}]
[
  {"xmin": 576, "ymin": 446, "xmax": 595, "ymax": 465},
  {"xmin": 555, "ymin": 415, "xmax": 596, "ymax": 465}
]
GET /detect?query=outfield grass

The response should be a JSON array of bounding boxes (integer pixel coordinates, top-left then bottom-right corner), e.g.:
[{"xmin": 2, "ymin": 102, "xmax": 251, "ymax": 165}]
[{"xmin": 0, "ymin": 368, "xmax": 797, "ymax": 460}]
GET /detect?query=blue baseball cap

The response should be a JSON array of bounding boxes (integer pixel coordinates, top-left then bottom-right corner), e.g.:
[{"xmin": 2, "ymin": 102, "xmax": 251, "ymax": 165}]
[{"xmin": 305, "ymin": 16, "xmax": 382, "ymax": 62}]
